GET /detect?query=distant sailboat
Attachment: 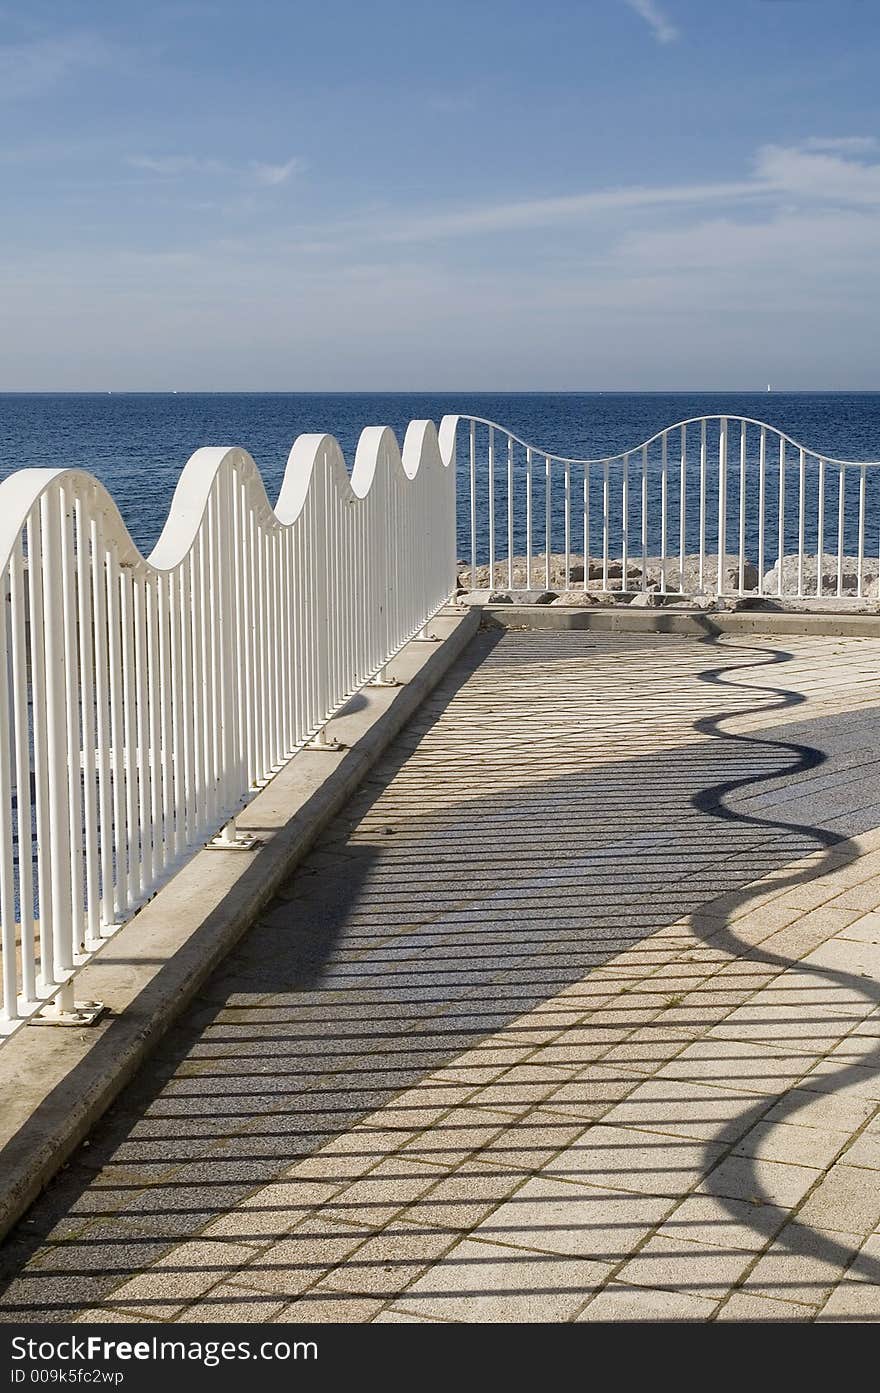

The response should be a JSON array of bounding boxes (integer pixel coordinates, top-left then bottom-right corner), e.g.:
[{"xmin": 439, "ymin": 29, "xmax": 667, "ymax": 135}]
[{"xmin": 767, "ymin": 383, "xmax": 771, "ymax": 392}]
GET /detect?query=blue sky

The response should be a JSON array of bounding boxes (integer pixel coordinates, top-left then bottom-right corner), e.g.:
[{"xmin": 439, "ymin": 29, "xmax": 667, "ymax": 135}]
[{"xmin": 1, "ymin": 0, "xmax": 879, "ymax": 389}]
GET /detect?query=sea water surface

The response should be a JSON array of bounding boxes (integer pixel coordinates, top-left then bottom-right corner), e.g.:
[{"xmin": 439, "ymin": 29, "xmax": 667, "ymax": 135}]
[{"xmin": 1, "ymin": 392, "xmax": 879, "ymax": 561}]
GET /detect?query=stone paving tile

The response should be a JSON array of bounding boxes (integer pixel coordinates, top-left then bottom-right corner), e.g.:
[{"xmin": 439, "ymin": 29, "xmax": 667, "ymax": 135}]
[
  {"xmin": 278, "ymin": 1291, "xmax": 387, "ymax": 1322},
  {"xmin": 599, "ymin": 1078, "xmax": 765, "ymax": 1144},
  {"xmin": 390, "ymin": 1159, "xmax": 525, "ymax": 1232},
  {"xmin": 654, "ymin": 1040, "xmax": 808, "ymax": 1095},
  {"xmin": 577, "ymin": 1283, "xmax": 717, "ymax": 1322},
  {"xmin": 697, "ymin": 1156, "xmax": 822, "ymax": 1209},
  {"xmin": 816, "ymin": 1281, "xmax": 880, "ymax": 1321},
  {"xmin": 655, "ymin": 1194, "xmax": 789, "ymax": 1252},
  {"xmin": 103, "ymin": 1240, "xmax": 258, "ymax": 1319},
  {"xmin": 388, "ymin": 1238, "xmax": 612, "ymax": 1323},
  {"xmin": 228, "ymin": 1219, "xmax": 367, "ymax": 1299},
  {"xmin": 614, "ymin": 1234, "xmax": 754, "ymax": 1300},
  {"xmin": 317, "ymin": 1222, "xmax": 456, "ymax": 1298},
  {"xmin": 464, "ymin": 1109, "xmax": 586, "ymax": 1174},
  {"xmin": 796, "ymin": 1165, "xmax": 880, "ymax": 1235},
  {"xmin": 544, "ymin": 1124, "xmax": 725, "ymax": 1197},
  {"xmin": 472, "ymin": 1176, "xmax": 672, "ymax": 1261},
  {"xmin": 731, "ymin": 1120, "xmax": 849, "ymax": 1170},
  {"xmin": 539, "ymin": 1066, "xmax": 646, "ymax": 1120},
  {"xmin": 740, "ymin": 1222, "xmax": 865, "ymax": 1310},
  {"xmin": 715, "ymin": 1291, "xmax": 812, "ymax": 1322},
  {"xmin": 801, "ymin": 1062, "xmax": 880, "ymax": 1102},
  {"xmin": 762, "ymin": 1088, "xmax": 876, "ymax": 1134},
  {"xmin": 177, "ymin": 1283, "xmax": 288, "ymax": 1323}
]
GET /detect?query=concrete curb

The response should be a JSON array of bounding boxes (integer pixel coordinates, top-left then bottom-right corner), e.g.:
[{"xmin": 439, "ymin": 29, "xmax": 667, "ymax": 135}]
[
  {"xmin": 480, "ymin": 604, "xmax": 880, "ymax": 638},
  {"xmin": 0, "ymin": 607, "xmax": 479, "ymax": 1243}
]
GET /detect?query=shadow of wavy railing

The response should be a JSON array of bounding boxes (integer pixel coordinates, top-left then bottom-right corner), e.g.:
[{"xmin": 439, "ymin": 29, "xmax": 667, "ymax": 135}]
[{"xmin": 690, "ymin": 623, "xmax": 880, "ymax": 1308}]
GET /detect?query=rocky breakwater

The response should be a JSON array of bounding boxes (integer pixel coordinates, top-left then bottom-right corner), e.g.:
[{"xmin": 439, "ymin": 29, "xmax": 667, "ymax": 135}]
[{"xmin": 457, "ymin": 551, "xmax": 880, "ymax": 607}]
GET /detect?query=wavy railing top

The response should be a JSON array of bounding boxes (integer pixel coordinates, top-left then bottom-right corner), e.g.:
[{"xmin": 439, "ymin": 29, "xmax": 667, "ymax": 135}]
[
  {"xmin": 0, "ymin": 416, "xmax": 459, "ymax": 578},
  {"xmin": 448, "ymin": 413, "xmax": 880, "ymax": 470}
]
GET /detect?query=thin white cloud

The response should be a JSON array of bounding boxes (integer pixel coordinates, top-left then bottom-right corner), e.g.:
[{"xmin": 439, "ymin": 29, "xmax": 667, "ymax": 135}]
[
  {"xmin": 623, "ymin": 0, "xmax": 678, "ymax": 45},
  {"xmin": 802, "ymin": 136, "xmax": 878, "ymax": 153},
  {"xmin": 127, "ymin": 154, "xmax": 228, "ymax": 176},
  {"xmin": 375, "ymin": 179, "xmax": 768, "ymax": 244},
  {"xmin": 128, "ymin": 154, "xmax": 305, "ymax": 186},
  {"xmin": 0, "ymin": 33, "xmax": 113, "ymax": 99},
  {"xmin": 251, "ymin": 157, "xmax": 305, "ymax": 186},
  {"xmin": 755, "ymin": 141, "xmax": 880, "ymax": 204},
  {"xmin": 344, "ymin": 136, "xmax": 880, "ymax": 246}
]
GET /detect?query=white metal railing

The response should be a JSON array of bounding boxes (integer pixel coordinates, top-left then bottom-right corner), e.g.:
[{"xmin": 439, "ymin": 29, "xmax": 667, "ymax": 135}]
[
  {"xmin": 453, "ymin": 414, "xmax": 880, "ymax": 601},
  {"xmin": 0, "ymin": 418, "xmax": 457, "ymax": 1035}
]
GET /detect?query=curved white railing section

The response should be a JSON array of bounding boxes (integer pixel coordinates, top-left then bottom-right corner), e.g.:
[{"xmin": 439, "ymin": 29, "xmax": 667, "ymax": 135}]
[
  {"xmin": 452, "ymin": 413, "xmax": 880, "ymax": 600},
  {"xmin": 0, "ymin": 419, "xmax": 457, "ymax": 1034}
]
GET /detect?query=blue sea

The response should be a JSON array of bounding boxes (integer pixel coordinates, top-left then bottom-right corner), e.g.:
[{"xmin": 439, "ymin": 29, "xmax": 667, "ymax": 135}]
[{"xmin": 1, "ymin": 392, "xmax": 879, "ymax": 564}]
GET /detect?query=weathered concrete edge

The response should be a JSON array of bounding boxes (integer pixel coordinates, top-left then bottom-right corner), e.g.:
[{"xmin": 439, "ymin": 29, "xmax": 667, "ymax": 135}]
[
  {"xmin": 0, "ymin": 606, "xmax": 479, "ymax": 1243},
  {"xmin": 480, "ymin": 604, "xmax": 880, "ymax": 638}
]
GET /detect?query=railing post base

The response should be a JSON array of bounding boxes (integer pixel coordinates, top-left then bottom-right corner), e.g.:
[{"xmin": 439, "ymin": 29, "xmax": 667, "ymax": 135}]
[
  {"xmin": 208, "ymin": 815, "xmax": 260, "ymax": 852},
  {"xmin": 369, "ymin": 664, "xmax": 399, "ymax": 687},
  {"xmin": 413, "ymin": 624, "xmax": 440, "ymax": 641},
  {"xmin": 32, "ymin": 981, "xmax": 105, "ymax": 1028},
  {"xmin": 307, "ymin": 726, "xmax": 346, "ymax": 752}
]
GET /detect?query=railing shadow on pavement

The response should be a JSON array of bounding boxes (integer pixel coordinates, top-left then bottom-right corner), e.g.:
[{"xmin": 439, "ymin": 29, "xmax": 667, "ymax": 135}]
[{"xmin": 0, "ymin": 626, "xmax": 878, "ymax": 1316}]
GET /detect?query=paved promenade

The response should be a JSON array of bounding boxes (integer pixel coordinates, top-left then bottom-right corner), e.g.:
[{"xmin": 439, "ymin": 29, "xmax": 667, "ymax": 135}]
[{"xmin": 1, "ymin": 625, "xmax": 880, "ymax": 1322}]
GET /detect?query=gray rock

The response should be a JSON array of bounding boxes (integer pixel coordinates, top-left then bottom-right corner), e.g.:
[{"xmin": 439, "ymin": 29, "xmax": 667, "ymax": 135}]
[
  {"xmin": 492, "ymin": 590, "xmax": 558, "ymax": 605},
  {"xmin": 550, "ymin": 590, "xmax": 599, "ymax": 606},
  {"xmin": 762, "ymin": 553, "xmax": 880, "ymax": 598}
]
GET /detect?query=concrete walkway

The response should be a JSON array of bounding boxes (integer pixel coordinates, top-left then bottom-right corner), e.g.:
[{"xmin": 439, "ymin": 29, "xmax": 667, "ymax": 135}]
[{"xmin": 1, "ymin": 626, "xmax": 880, "ymax": 1323}]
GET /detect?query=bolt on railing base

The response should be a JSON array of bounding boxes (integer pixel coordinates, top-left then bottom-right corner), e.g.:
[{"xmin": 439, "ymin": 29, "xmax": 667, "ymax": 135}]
[
  {"xmin": 307, "ymin": 727, "xmax": 346, "ymax": 752},
  {"xmin": 31, "ymin": 982, "xmax": 105, "ymax": 1029},
  {"xmin": 207, "ymin": 816, "xmax": 261, "ymax": 852},
  {"xmin": 369, "ymin": 664, "xmax": 399, "ymax": 687}
]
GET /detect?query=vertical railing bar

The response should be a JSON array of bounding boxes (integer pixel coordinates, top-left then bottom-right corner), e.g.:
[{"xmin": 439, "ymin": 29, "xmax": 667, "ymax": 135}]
[
  {"xmin": 857, "ymin": 465, "xmax": 866, "ymax": 598},
  {"xmin": 487, "ymin": 426, "xmax": 495, "ymax": 592},
  {"xmin": 9, "ymin": 541, "xmax": 35, "ymax": 1001},
  {"xmin": 27, "ymin": 512, "xmax": 54, "ymax": 987},
  {"xmin": 59, "ymin": 486, "xmax": 84, "ymax": 964},
  {"xmin": 641, "ymin": 444, "xmax": 648, "ymax": 592},
  {"xmin": 0, "ymin": 575, "xmax": 18, "ymax": 1019},
  {"xmin": 43, "ymin": 488, "xmax": 73, "ymax": 979},
  {"xmin": 621, "ymin": 453, "xmax": 629, "ymax": 592},
  {"xmin": 133, "ymin": 573, "xmax": 152, "ymax": 898},
  {"xmin": 602, "ymin": 460, "xmax": 610, "ymax": 592},
  {"xmin": 156, "ymin": 569, "xmax": 173, "ymax": 876},
  {"xmin": 469, "ymin": 420, "xmax": 476, "ymax": 584},
  {"xmin": 564, "ymin": 462, "xmax": 571, "ymax": 591},
  {"xmin": 757, "ymin": 427, "xmax": 766, "ymax": 597},
  {"xmin": 698, "ymin": 418, "xmax": 707, "ymax": 593},
  {"xmin": 837, "ymin": 468, "xmax": 845, "ymax": 598},
  {"xmin": 717, "ymin": 417, "xmax": 727, "ymax": 598},
  {"xmin": 583, "ymin": 464, "xmax": 590, "ymax": 592},
  {"xmin": 797, "ymin": 448, "xmax": 806, "ymax": 599},
  {"xmin": 816, "ymin": 458, "xmax": 826, "ymax": 599},
  {"xmin": 507, "ymin": 435, "xmax": 514, "ymax": 591},
  {"xmin": 679, "ymin": 424, "xmax": 686, "ymax": 595},
  {"xmin": 526, "ymin": 448, "xmax": 533, "ymax": 589},
  {"xmin": 182, "ymin": 548, "xmax": 198, "ymax": 846},
  {"xmin": 119, "ymin": 564, "xmax": 139, "ymax": 905},
  {"xmin": 777, "ymin": 436, "xmax": 786, "ymax": 598},
  {"xmin": 544, "ymin": 455, "xmax": 551, "ymax": 592},
  {"xmin": 75, "ymin": 495, "xmax": 100, "ymax": 949},
  {"xmin": 738, "ymin": 422, "xmax": 747, "ymax": 595},
  {"xmin": 660, "ymin": 433, "xmax": 668, "ymax": 594},
  {"xmin": 91, "ymin": 513, "xmax": 113, "ymax": 929}
]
